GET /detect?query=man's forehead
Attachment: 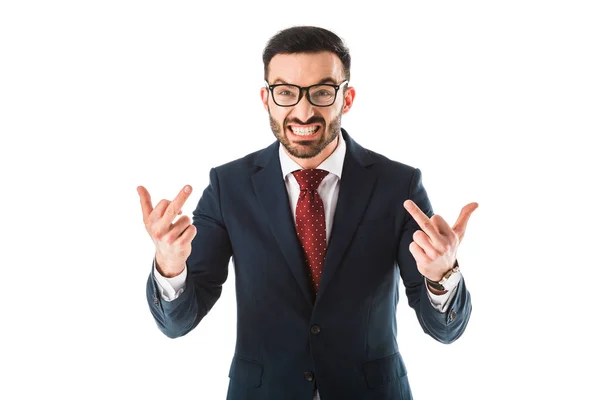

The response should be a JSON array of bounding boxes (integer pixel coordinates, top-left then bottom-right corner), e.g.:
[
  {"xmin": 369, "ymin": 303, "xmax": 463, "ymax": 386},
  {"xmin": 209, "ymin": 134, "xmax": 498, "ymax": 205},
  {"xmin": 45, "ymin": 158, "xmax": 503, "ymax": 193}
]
[
  {"xmin": 271, "ymin": 77, "xmax": 337, "ymax": 85},
  {"xmin": 267, "ymin": 52, "xmax": 344, "ymax": 84}
]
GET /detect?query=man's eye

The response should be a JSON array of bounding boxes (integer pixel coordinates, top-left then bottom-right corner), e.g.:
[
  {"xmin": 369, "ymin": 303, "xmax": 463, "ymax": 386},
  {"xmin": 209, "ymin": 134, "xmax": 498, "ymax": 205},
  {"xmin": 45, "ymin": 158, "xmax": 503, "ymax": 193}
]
[{"xmin": 313, "ymin": 90, "xmax": 333, "ymax": 98}]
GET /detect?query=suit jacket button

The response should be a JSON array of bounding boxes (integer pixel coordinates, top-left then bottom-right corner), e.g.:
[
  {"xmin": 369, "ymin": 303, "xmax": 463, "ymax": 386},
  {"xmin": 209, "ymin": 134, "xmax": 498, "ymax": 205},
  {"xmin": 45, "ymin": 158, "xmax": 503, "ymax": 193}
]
[
  {"xmin": 449, "ymin": 309, "xmax": 456, "ymax": 322},
  {"xmin": 310, "ymin": 325, "xmax": 321, "ymax": 334},
  {"xmin": 304, "ymin": 371, "xmax": 314, "ymax": 382}
]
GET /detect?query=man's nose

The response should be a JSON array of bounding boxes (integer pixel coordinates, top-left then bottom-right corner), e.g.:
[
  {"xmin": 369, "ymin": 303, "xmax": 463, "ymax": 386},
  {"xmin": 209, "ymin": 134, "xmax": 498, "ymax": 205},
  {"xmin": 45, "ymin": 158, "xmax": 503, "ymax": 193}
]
[{"xmin": 292, "ymin": 93, "xmax": 315, "ymax": 122}]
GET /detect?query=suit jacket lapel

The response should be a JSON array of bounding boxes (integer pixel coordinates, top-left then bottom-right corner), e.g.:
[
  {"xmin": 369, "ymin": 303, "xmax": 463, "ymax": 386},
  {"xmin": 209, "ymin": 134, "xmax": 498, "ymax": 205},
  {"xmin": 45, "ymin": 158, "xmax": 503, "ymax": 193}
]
[
  {"xmin": 317, "ymin": 130, "xmax": 377, "ymax": 303},
  {"xmin": 250, "ymin": 129, "xmax": 377, "ymax": 307},
  {"xmin": 251, "ymin": 142, "xmax": 315, "ymax": 307}
]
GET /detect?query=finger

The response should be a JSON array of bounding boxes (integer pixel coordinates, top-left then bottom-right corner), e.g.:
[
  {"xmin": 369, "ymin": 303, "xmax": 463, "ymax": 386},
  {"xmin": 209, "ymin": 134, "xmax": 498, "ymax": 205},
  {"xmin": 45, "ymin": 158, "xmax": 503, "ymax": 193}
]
[
  {"xmin": 452, "ymin": 202, "xmax": 479, "ymax": 242},
  {"xmin": 147, "ymin": 200, "xmax": 172, "ymax": 239},
  {"xmin": 431, "ymin": 214, "xmax": 454, "ymax": 237},
  {"xmin": 403, "ymin": 200, "xmax": 442, "ymax": 242},
  {"xmin": 175, "ymin": 223, "xmax": 197, "ymax": 246},
  {"xmin": 137, "ymin": 186, "xmax": 153, "ymax": 222},
  {"xmin": 152, "ymin": 200, "xmax": 181, "ymax": 217},
  {"xmin": 409, "ymin": 241, "xmax": 432, "ymax": 265},
  {"xmin": 413, "ymin": 230, "xmax": 438, "ymax": 259},
  {"xmin": 163, "ymin": 185, "xmax": 193, "ymax": 223},
  {"xmin": 149, "ymin": 199, "xmax": 170, "ymax": 223},
  {"xmin": 162, "ymin": 216, "xmax": 192, "ymax": 244}
]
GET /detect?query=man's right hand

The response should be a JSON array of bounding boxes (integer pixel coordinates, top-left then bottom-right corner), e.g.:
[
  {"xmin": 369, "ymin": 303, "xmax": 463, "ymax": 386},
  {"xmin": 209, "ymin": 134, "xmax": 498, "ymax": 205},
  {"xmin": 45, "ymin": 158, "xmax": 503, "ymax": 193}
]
[{"xmin": 137, "ymin": 185, "xmax": 197, "ymax": 278}]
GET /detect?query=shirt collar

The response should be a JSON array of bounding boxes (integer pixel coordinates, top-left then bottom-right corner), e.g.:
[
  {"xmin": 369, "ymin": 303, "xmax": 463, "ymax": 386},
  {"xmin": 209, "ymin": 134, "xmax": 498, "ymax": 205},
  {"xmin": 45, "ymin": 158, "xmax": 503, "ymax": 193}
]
[{"xmin": 279, "ymin": 132, "xmax": 346, "ymax": 180}]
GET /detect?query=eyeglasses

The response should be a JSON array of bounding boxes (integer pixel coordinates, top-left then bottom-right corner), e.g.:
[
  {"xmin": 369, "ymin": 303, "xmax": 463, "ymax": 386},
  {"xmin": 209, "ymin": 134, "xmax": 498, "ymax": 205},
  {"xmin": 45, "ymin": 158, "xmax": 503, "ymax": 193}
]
[{"xmin": 265, "ymin": 80, "xmax": 349, "ymax": 107}]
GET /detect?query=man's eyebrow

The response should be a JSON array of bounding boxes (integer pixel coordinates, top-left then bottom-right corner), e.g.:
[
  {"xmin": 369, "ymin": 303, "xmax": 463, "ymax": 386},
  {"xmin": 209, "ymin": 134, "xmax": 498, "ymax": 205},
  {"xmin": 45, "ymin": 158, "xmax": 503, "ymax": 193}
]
[
  {"xmin": 315, "ymin": 77, "xmax": 337, "ymax": 85},
  {"xmin": 270, "ymin": 77, "xmax": 339, "ymax": 85}
]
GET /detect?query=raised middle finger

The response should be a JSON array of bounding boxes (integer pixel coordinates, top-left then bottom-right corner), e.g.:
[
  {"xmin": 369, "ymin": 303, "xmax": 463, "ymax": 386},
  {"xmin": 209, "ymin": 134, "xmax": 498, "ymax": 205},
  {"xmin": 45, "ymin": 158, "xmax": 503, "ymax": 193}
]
[
  {"xmin": 154, "ymin": 185, "xmax": 192, "ymax": 231},
  {"xmin": 403, "ymin": 200, "xmax": 443, "ymax": 243},
  {"xmin": 163, "ymin": 185, "xmax": 192, "ymax": 221}
]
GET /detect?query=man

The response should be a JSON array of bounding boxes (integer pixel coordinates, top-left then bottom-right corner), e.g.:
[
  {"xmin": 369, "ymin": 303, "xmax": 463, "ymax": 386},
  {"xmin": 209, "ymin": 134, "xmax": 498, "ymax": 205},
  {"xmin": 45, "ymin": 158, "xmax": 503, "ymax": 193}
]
[{"xmin": 138, "ymin": 26, "xmax": 477, "ymax": 400}]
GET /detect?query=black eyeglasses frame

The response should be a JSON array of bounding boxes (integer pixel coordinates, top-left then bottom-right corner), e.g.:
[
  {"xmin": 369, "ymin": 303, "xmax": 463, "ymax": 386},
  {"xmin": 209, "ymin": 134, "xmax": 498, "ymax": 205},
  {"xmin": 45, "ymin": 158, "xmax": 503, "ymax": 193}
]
[{"xmin": 265, "ymin": 80, "xmax": 349, "ymax": 107}]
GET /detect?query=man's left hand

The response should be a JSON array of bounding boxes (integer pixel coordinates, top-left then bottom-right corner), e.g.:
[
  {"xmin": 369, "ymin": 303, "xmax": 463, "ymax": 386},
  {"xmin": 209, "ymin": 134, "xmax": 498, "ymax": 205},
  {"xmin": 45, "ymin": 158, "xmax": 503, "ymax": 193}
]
[{"xmin": 403, "ymin": 200, "xmax": 479, "ymax": 282}]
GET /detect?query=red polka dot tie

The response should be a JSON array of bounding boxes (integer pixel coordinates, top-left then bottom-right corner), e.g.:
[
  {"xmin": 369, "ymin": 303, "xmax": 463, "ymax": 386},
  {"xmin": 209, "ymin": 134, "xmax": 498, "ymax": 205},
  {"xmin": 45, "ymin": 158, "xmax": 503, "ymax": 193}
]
[{"xmin": 292, "ymin": 169, "xmax": 329, "ymax": 296}]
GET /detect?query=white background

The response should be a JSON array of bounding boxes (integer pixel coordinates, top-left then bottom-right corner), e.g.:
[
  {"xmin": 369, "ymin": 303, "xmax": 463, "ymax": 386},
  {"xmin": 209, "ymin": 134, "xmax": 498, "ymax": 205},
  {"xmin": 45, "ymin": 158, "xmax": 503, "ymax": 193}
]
[{"xmin": 1, "ymin": 1, "xmax": 599, "ymax": 399}]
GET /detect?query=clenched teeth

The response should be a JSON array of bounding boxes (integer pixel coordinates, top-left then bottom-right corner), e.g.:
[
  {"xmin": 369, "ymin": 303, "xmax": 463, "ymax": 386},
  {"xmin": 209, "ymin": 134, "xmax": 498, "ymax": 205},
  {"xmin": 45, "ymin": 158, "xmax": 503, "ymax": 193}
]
[{"xmin": 290, "ymin": 126, "xmax": 318, "ymax": 136}]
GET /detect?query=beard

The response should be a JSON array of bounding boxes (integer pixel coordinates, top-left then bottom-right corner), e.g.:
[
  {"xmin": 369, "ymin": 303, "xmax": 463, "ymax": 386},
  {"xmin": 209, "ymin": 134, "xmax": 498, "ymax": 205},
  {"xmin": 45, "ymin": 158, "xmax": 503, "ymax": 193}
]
[{"xmin": 268, "ymin": 104, "xmax": 342, "ymax": 159}]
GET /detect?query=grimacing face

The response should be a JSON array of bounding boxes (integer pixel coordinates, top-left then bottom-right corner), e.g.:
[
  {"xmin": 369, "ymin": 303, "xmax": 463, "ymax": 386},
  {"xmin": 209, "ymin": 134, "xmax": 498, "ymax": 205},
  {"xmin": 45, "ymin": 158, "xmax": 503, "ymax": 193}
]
[{"xmin": 260, "ymin": 51, "xmax": 355, "ymax": 160}]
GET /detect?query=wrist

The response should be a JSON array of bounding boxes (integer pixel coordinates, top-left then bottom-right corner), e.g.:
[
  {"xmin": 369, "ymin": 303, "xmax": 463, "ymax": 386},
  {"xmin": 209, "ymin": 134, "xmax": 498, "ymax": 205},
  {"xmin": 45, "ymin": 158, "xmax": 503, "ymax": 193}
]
[
  {"xmin": 425, "ymin": 260, "xmax": 460, "ymax": 292},
  {"xmin": 155, "ymin": 256, "xmax": 185, "ymax": 278}
]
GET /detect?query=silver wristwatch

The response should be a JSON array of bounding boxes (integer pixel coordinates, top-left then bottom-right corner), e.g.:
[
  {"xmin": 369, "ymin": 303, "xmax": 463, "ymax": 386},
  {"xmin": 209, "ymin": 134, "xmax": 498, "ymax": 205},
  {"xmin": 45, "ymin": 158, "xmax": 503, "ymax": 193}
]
[{"xmin": 425, "ymin": 260, "xmax": 460, "ymax": 291}]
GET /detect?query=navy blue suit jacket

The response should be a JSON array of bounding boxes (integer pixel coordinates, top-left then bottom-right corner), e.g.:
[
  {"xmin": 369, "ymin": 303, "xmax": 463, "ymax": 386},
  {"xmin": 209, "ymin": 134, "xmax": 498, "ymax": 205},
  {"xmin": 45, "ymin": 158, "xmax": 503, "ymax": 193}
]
[{"xmin": 146, "ymin": 128, "xmax": 472, "ymax": 399}]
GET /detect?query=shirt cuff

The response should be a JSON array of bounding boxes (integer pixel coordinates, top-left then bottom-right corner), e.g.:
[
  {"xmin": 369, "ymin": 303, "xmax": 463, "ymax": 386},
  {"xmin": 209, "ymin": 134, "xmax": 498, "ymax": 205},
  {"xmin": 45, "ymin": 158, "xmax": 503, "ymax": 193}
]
[
  {"xmin": 425, "ymin": 270, "xmax": 462, "ymax": 313},
  {"xmin": 153, "ymin": 259, "xmax": 187, "ymax": 302}
]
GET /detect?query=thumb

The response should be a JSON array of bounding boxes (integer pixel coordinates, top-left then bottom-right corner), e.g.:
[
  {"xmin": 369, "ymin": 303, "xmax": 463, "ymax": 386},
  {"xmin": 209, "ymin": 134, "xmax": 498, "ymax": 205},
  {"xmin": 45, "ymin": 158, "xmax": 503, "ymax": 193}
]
[{"xmin": 452, "ymin": 202, "xmax": 479, "ymax": 242}]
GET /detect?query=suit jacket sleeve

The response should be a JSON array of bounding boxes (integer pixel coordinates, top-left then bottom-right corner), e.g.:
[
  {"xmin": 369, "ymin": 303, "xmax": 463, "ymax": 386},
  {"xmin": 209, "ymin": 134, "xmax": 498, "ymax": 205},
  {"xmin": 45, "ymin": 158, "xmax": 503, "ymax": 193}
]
[
  {"xmin": 396, "ymin": 167, "xmax": 472, "ymax": 344},
  {"xmin": 146, "ymin": 167, "xmax": 233, "ymax": 338}
]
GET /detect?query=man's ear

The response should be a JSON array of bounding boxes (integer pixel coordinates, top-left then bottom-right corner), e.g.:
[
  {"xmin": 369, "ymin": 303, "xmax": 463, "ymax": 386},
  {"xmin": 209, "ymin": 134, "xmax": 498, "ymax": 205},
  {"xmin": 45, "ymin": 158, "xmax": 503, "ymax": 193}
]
[
  {"xmin": 260, "ymin": 87, "xmax": 269, "ymax": 111},
  {"xmin": 342, "ymin": 86, "xmax": 356, "ymax": 114}
]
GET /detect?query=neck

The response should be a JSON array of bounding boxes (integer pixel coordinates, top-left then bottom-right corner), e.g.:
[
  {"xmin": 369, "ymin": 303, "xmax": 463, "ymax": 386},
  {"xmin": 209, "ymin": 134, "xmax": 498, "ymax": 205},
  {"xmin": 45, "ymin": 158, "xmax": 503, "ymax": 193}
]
[{"xmin": 286, "ymin": 133, "xmax": 340, "ymax": 169}]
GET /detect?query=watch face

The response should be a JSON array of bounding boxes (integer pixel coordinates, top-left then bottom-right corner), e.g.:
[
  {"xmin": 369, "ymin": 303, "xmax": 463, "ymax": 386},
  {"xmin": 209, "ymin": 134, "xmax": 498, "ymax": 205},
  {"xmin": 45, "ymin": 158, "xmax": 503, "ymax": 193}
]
[{"xmin": 445, "ymin": 269, "xmax": 461, "ymax": 287}]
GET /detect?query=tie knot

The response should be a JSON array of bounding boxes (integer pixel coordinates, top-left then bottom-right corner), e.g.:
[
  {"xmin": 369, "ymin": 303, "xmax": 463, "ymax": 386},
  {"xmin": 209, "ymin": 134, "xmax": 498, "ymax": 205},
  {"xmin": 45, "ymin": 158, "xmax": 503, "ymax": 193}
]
[{"xmin": 292, "ymin": 169, "xmax": 329, "ymax": 191}]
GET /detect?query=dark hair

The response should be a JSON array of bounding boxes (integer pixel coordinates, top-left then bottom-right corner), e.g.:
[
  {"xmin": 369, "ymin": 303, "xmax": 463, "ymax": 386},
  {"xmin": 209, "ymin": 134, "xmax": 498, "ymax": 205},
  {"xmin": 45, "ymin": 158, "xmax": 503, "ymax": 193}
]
[{"xmin": 262, "ymin": 26, "xmax": 351, "ymax": 82}]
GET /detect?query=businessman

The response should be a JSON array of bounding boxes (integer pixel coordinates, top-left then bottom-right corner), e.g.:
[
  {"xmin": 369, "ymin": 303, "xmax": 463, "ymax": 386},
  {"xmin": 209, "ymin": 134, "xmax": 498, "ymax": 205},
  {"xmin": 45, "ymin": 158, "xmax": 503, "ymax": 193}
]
[{"xmin": 138, "ymin": 26, "xmax": 477, "ymax": 400}]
